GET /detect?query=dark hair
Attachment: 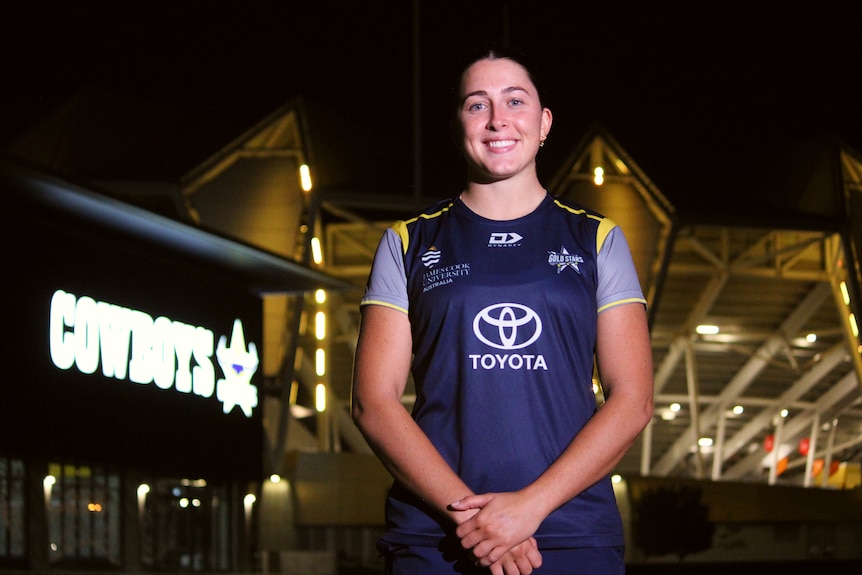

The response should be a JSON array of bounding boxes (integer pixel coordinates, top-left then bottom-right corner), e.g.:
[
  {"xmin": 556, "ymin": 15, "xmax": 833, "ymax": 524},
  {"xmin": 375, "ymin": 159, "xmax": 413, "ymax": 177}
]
[{"xmin": 448, "ymin": 42, "xmax": 546, "ymax": 114}]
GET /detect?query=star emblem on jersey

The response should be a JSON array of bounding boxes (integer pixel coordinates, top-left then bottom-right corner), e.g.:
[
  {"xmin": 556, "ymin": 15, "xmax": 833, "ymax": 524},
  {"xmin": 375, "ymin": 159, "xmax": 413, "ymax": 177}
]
[{"xmin": 547, "ymin": 246, "xmax": 583, "ymax": 274}]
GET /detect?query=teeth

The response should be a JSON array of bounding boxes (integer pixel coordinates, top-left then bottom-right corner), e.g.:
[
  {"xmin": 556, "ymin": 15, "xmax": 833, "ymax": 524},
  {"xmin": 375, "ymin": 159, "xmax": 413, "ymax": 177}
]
[{"xmin": 488, "ymin": 140, "xmax": 516, "ymax": 148}]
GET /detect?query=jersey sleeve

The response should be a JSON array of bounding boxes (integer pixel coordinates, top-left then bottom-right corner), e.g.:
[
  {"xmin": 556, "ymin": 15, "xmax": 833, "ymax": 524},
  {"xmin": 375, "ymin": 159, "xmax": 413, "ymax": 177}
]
[
  {"xmin": 360, "ymin": 227, "xmax": 409, "ymax": 314},
  {"xmin": 596, "ymin": 225, "xmax": 647, "ymax": 313}
]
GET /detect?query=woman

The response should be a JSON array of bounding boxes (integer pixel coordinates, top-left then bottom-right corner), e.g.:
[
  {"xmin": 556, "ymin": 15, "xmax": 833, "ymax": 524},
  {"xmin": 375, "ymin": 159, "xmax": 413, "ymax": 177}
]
[{"xmin": 351, "ymin": 45, "xmax": 654, "ymax": 575}]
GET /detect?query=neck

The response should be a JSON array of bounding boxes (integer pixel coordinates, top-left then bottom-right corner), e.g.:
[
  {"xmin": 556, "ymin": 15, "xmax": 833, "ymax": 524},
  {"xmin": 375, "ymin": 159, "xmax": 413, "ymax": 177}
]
[{"xmin": 460, "ymin": 178, "xmax": 546, "ymax": 220}]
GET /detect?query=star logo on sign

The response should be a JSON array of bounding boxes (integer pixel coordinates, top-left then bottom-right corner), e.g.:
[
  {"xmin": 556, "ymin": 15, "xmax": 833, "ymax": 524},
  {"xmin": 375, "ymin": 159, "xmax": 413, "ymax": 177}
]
[
  {"xmin": 547, "ymin": 246, "xmax": 584, "ymax": 274},
  {"xmin": 215, "ymin": 319, "xmax": 259, "ymax": 417}
]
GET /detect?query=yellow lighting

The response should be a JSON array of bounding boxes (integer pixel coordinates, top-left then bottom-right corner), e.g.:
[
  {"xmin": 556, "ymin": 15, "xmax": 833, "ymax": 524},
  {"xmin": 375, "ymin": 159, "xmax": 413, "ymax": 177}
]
[
  {"xmin": 137, "ymin": 484, "xmax": 150, "ymax": 497},
  {"xmin": 698, "ymin": 437, "xmax": 713, "ymax": 447},
  {"xmin": 670, "ymin": 403, "xmax": 681, "ymax": 412},
  {"xmin": 611, "ymin": 474, "xmax": 622, "ymax": 484},
  {"xmin": 805, "ymin": 333, "xmax": 817, "ymax": 343},
  {"xmin": 315, "ymin": 289, "xmax": 326, "ymax": 304},
  {"xmin": 696, "ymin": 324, "xmax": 720, "ymax": 335},
  {"xmin": 850, "ymin": 313, "xmax": 859, "ymax": 338},
  {"xmin": 315, "ymin": 348, "xmax": 325, "ymax": 376},
  {"xmin": 593, "ymin": 166, "xmax": 604, "ymax": 185},
  {"xmin": 44, "ymin": 475, "xmax": 56, "ymax": 489},
  {"xmin": 310, "ymin": 237, "xmax": 323, "ymax": 265},
  {"xmin": 732, "ymin": 405, "xmax": 744, "ymax": 415},
  {"xmin": 315, "ymin": 383, "xmax": 326, "ymax": 412},
  {"xmin": 87, "ymin": 503, "xmax": 103, "ymax": 512},
  {"xmin": 315, "ymin": 311, "xmax": 326, "ymax": 340},
  {"xmin": 243, "ymin": 494, "xmax": 256, "ymax": 506},
  {"xmin": 269, "ymin": 474, "xmax": 281, "ymax": 483},
  {"xmin": 840, "ymin": 281, "xmax": 850, "ymax": 305},
  {"xmin": 780, "ymin": 409, "xmax": 789, "ymax": 418},
  {"xmin": 299, "ymin": 164, "xmax": 313, "ymax": 192}
]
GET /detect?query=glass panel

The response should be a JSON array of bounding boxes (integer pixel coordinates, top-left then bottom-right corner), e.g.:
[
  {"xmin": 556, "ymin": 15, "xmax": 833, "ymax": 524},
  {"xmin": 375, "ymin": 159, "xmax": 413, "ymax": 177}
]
[
  {"xmin": 150, "ymin": 478, "xmax": 230, "ymax": 571},
  {"xmin": 0, "ymin": 458, "xmax": 26, "ymax": 561},
  {"xmin": 46, "ymin": 462, "xmax": 121, "ymax": 568}
]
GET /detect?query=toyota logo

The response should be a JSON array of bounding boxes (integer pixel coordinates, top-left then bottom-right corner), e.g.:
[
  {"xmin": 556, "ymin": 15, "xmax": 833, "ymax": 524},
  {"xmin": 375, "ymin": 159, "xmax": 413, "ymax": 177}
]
[{"xmin": 472, "ymin": 303, "xmax": 542, "ymax": 350}]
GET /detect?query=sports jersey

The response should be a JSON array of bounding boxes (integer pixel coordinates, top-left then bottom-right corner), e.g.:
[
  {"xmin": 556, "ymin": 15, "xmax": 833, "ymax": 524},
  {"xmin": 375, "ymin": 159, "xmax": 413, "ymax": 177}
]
[{"xmin": 361, "ymin": 193, "xmax": 646, "ymax": 549}]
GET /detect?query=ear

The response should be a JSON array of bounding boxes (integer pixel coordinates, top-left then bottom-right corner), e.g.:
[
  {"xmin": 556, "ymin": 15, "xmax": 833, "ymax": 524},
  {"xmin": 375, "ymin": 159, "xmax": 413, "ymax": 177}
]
[{"xmin": 541, "ymin": 107, "xmax": 553, "ymax": 141}]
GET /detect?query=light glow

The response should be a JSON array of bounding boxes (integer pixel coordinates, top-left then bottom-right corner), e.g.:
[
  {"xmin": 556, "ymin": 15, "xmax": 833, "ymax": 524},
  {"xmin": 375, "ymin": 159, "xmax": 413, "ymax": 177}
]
[
  {"xmin": 670, "ymin": 403, "xmax": 681, "ymax": 412},
  {"xmin": 315, "ymin": 348, "xmax": 325, "ymax": 376},
  {"xmin": 299, "ymin": 164, "xmax": 312, "ymax": 191},
  {"xmin": 698, "ymin": 437, "xmax": 713, "ymax": 447},
  {"xmin": 850, "ymin": 313, "xmax": 859, "ymax": 338},
  {"xmin": 315, "ymin": 289, "xmax": 326, "ymax": 304},
  {"xmin": 593, "ymin": 166, "xmax": 604, "ymax": 185},
  {"xmin": 695, "ymin": 324, "xmax": 720, "ymax": 335},
  {"xmin": 840, "ymin": 281, "xmax": 850, "ymax": 305},
  {"xmin": 315, "ymin": 383, "xmax": 326, "ymax": 412},
  {"xmin": 732, "ymin": 405, "xmax": 744, "ymax": 415},
  {"xmin": 315, "ymin": 311, "xmax": 326, "ymax": 340},
  {"xmin": 269, "ymin": 474, "xmax": 281, "ymax": 483},
  {"xmin": 805, "ymin": 333, "xmax": 817, "ymax": 343},
  {"xmin": 311, "ymin": 237, "xmax": 323, "ymax": 264}
]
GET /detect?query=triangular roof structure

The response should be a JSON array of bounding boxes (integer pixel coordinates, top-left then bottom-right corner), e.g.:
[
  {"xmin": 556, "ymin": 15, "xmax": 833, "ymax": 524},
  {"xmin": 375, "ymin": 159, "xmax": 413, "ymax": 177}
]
[{"xmin": 548, "ymin": 124, "xmax": 862, "ymax": 484}]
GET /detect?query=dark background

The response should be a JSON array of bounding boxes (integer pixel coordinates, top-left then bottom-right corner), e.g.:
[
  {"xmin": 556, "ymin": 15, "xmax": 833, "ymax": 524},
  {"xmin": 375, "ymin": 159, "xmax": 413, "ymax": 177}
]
[{"xmin": 2, "ymin": 1, "xmax": 860, "ymax": 207}]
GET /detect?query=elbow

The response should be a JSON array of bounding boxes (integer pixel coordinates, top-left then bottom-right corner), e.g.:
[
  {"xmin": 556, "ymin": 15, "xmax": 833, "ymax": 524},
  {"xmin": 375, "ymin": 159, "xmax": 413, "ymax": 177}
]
[{"xmin": 638, "ymin": 393, "xmax": 654, "ymax": 431}]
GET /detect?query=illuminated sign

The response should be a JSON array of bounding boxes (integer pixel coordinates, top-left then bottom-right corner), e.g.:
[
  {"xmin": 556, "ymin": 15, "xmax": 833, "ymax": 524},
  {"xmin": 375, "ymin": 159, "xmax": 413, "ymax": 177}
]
[{"xmin": 48, "ymin": 289, "xmax": 259, "ymax": 417}]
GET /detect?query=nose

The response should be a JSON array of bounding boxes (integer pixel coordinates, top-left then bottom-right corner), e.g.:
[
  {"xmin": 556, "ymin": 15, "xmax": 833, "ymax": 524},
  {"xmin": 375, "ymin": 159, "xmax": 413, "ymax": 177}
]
[{"xmin": 486, "ymin": 106, "xmax": 507, "ymax": 130}]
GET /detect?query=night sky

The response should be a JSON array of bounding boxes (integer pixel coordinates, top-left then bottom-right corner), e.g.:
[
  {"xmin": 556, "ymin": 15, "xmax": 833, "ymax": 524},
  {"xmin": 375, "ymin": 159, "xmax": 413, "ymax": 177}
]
[{"xmin": 2, "ymin": 1, "xmax": 859, "ymax": 208}]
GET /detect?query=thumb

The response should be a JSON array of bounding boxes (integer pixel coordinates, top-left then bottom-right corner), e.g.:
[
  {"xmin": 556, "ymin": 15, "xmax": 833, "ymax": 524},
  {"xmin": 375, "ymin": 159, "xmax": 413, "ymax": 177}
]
[{"xmin": 449, "ymin": 493, "xmax": 494, "ymax": 511}]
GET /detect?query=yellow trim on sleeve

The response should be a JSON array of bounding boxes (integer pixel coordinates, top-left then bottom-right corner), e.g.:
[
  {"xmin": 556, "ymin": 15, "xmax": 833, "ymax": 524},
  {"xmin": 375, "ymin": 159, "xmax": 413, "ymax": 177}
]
[
  {"xmin": 391, "ymin": 220, "xmax": 410, "ymax": 255},
  {"xmin": 392, "ymin": 201, "xmax": 456, "ymax": 255},
  {"xmin": 596, "ymin": 217, "xmax": 617, "ymax": 254},
  {"xmin": 598, "ymin": 298, "xmax": 647, "ymax": 314},
  {"xmin": 360, "ymin": 300, "xmax": 409, "ymax": 315}
]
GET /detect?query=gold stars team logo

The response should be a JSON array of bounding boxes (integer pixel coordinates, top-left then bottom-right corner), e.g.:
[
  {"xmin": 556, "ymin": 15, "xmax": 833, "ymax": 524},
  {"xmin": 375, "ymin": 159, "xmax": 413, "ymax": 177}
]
[{"xmin": 547, "ymin": 246, "xmax": 584, "ymax": 274}]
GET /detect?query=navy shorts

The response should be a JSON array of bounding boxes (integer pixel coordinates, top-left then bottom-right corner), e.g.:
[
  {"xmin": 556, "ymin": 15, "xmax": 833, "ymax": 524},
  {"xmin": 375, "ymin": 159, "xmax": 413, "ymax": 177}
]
[{"xmin": 377, "ymin": 536, "xmax": 625, "ymax": 575}]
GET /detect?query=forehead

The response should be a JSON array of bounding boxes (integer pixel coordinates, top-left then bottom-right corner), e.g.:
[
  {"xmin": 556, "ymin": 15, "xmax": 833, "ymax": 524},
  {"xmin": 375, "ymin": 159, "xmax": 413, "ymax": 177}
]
[{"xmin": 460, "ymin": 58, "xmax": 535, "ymax": 96}]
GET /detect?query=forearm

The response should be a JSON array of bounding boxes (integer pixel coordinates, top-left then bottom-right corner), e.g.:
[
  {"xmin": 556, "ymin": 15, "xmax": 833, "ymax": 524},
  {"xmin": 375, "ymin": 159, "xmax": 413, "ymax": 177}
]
[
  {"xmin": 522, "ymin": 389, "xmax": 652, "ymax": 518},
  {"xmin": 353, "ymin": 398, "xmax": 475, "ymax": 524}
]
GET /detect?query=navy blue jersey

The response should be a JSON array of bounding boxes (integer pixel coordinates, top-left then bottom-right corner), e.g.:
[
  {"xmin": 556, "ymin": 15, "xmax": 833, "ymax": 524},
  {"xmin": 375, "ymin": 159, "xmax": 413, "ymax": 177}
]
[{"xmin": 362, "ymin": 194, "xmax": 645, "ymax": 548}]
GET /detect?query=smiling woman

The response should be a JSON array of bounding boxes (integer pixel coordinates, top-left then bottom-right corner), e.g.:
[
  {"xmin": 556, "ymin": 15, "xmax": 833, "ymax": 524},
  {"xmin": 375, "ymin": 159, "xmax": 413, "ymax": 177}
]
[{"xmin": 350, "ymin": 44, "xmax": 654, "ymax": 575}]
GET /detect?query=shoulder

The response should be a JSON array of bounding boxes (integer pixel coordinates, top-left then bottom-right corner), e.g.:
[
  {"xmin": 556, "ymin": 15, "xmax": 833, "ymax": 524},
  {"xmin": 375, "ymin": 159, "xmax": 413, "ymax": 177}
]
[
  {"xmin": 390, "ymin": 197, "xmax": 457, "ymax": 253},
  {"xmin": 548, "ymin": 195, "xmax": 607, "ymax": 222},
  {"xmin": 548, "ymin": 196, "xmax": 618, "ymax": 248}
]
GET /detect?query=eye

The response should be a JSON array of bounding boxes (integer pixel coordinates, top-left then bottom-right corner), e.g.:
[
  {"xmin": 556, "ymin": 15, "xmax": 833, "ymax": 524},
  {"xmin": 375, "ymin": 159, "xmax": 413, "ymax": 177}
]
[
  {"xmin": 508, "ymin": 97, "xmax": 524, "ymax": 107},
  {"xmin": 466, "ymin": 101, "xmax": 487, "ymax": 112}
]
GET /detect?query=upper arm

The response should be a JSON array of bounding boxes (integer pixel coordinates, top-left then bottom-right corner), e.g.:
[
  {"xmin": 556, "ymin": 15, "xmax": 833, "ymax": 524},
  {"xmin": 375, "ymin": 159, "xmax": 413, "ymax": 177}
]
[
  {"xmin": 350, "ymin": 304, "xmax": 414, "ymax": 418},
  {"xmin": 595, "ymin": 303, "xmax": 653, "ymax": 406}
]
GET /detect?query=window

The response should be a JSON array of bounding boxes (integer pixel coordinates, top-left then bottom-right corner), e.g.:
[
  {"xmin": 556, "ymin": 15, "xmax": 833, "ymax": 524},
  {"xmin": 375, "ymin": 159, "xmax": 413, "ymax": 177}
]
[
  {"xmin": 0, "ymin": 456, "xmax": 26, "ymax": 565},
  {"xmin": 141, "ymin": 478, "xmax": 232, "ymax": 571},
  {"xmin": 45, "ymin": 462, "xmax": 121, "ymax": 568}
]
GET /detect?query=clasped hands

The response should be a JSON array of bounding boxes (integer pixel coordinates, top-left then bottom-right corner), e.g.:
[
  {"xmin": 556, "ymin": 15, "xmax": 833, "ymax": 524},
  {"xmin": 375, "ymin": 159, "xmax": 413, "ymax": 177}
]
[{"xmin": 449, "ymin": 491, "xmax": 543, "ymax": 575}]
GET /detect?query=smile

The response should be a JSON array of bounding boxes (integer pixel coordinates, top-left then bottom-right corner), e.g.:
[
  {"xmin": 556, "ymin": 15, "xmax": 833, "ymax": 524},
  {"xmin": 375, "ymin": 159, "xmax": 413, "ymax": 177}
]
[{"xmin": 487, "ymin": 139, "xmax": 516, "ymax": 148}]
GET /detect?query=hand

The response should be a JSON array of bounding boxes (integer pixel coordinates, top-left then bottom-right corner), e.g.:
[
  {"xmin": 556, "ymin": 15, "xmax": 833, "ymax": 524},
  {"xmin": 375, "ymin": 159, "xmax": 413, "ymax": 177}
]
[
  {"xmin": 451, "ymin": 491, "xmax": 544, "ymax": 566},
  {"xmin": 488, "ymin": 537, "xmax": 542, "ymax": 575}
]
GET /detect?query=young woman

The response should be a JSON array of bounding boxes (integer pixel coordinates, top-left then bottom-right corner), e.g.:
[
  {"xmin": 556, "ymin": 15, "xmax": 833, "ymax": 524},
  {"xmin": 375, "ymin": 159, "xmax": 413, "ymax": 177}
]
[{"xmin": 351, "ymin": 45, "xmax": 654, "ymax": 575}]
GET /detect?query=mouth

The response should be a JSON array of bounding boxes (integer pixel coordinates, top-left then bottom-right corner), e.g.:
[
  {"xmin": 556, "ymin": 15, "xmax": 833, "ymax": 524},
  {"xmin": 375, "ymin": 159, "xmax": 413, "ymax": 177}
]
[{"xmin": 486, "ymin": 139, "xmax": 517, "ymax": 149}]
